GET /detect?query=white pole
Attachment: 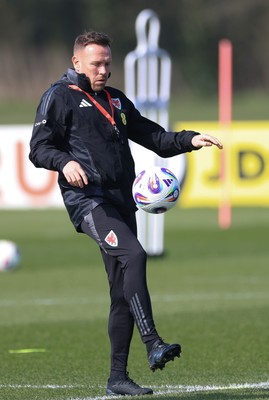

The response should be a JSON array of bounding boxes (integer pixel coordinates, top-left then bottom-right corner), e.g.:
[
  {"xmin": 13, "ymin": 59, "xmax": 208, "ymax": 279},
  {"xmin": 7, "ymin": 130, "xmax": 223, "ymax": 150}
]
[{"xmin": 124, "ymin": 9, "xmax": 185, "ymax": 256}]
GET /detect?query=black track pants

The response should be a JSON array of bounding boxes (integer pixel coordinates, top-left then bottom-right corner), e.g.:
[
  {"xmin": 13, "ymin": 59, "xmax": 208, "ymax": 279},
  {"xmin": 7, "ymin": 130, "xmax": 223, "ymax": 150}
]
[{"xmin": 80, "ymin": 204, "xmax": 159, "ymax": 372}]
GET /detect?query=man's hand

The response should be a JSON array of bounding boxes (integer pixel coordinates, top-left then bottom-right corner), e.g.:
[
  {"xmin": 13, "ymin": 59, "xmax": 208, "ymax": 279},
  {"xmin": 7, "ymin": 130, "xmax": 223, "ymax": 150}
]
[
  {"xmin": 62, "ymin": 161, "xmax": 88, "ymax": 188},
  {"xmin": 192, "ymin": 134, "xmax": 223, "ymax": 149}
]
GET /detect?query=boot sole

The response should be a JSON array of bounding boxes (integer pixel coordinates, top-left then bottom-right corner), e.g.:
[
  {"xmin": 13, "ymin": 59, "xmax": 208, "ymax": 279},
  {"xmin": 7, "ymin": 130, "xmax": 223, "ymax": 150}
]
[
  {"xmin": 150, "ymin": 344, "xmax": 181, "ymax": 372},
  {"xmin": 106, "ymin": 386, "xmax": 153, "ymax": 396}
]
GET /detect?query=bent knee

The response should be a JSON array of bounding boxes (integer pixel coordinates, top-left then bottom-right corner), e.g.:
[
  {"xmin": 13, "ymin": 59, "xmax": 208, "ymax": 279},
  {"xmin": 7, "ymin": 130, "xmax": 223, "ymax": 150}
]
[
  {"xmin": 132, "ymin": 244, "xmax": 147, "ymax": 260},
  {"xmin": 124, "ymin": 245, "xmax": 147, "ymax": 270}
]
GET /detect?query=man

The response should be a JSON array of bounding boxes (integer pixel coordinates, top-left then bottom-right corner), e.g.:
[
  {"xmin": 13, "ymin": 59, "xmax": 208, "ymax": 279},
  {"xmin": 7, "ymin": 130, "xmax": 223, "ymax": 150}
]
[{"xmin": 29, "ymin": 31, "xmax": 223, "ymax": 396}]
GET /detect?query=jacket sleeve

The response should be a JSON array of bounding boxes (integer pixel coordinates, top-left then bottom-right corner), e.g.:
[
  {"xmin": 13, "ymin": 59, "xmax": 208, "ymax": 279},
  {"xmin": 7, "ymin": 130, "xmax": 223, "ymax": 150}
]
[
  {"xmin": 126, "ymin": 98, "xmax": 200, "ymax": 158},
  {"xmin": 29, "ymin": 84, "xmax": 74, "ymax": 172}
]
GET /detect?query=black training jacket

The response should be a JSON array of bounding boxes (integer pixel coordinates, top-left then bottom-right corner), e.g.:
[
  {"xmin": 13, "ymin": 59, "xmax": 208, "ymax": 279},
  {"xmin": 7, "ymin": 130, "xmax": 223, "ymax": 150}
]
[{"xmin": 29, "ymin": 68, "xmax": 199, "ymax": 230}]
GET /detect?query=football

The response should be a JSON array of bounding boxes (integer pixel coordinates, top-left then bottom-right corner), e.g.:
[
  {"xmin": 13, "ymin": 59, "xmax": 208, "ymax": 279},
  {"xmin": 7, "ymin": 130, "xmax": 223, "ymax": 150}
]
[
  {"xmin": 0, "ymin": 240, "xmax": 21, "ymax": 272},
  {"xmin": 132, "ymin": 166, "xmax": 180, "ymax": 214}
]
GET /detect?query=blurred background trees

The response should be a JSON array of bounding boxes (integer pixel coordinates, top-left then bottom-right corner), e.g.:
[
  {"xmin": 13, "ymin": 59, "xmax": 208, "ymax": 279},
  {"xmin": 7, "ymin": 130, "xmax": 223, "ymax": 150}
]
[{"xmin": 0, "ymin": 0, "xmax": 268, "ymax": 117}]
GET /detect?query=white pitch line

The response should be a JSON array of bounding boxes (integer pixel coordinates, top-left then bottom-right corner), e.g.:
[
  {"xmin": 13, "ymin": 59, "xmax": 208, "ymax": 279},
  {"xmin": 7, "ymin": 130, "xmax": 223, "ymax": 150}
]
[
  {"xmin": 153, "ymin": 381, "xmax": 269, "ymax": 393},
  {"xmin": 0, "ymin": 297, "xmax": 108, "ymax": 307},
  {"xmin": 0, "ymin": 384, "xmax": 85, "ymax": 389},
  {"xmin": 0, "ymin": 291, "xmax": 268, "ymax": 308},
  {"xmin": 67, "ymin": 381, "xmax": 269, "ymax": 400},
  {"xmin": 0, "ymin": 381, "xmax": 268, "ymax": 399}
]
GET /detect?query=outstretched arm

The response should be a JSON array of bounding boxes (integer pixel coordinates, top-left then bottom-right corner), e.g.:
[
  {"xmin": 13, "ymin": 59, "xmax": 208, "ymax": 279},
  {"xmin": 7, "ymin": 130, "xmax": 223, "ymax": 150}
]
[{"xmin": 191, "ymin": 134, "xmax": 223, "ymax": 149}]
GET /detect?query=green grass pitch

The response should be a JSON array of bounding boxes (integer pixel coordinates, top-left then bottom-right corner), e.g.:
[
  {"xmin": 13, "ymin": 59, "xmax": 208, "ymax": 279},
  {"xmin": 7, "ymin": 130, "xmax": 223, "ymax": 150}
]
[{"xmin": 0, "ymin": 207, "xmax": 268, "ymax": 400}]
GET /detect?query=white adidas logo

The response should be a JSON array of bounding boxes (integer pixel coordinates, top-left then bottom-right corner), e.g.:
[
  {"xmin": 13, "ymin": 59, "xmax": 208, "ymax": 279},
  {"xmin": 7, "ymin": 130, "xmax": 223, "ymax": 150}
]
[{"xmin": 79, "ymin": 99, "xmax": 92, "ymax": 108}]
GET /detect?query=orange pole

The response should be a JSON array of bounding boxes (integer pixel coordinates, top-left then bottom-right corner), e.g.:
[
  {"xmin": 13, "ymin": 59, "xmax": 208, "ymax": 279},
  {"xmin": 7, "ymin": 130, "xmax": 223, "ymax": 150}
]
[{"xmin": 218, "ymin": 39, "xmax": 232, "ymax": 229}]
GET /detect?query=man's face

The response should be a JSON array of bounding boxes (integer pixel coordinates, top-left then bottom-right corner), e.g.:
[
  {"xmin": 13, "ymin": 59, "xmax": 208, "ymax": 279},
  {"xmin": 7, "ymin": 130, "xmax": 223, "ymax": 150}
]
[{"xmin": 72, "ymin": 44, "xmax": 112, "ymax": 92}]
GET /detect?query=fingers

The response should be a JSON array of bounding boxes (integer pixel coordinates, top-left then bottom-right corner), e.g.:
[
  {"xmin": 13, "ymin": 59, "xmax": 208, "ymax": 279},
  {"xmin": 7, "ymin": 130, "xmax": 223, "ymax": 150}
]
[
  {"xmin": 62, "ymin": 161, "xmax": 89, "ymax": 188},
  {"xmin": 192, "ymin": 134, "xmax": 223, "ymax": 149},
  {"xmin": 204, "ymin": 135, "xmax": 223, "ymax": 149}
]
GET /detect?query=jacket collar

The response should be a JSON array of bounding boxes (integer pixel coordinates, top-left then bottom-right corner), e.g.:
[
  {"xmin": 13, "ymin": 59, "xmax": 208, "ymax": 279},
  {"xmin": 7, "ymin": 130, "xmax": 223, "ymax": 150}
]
[{"xmin": 65, "ymin": 68, "xmax": 94, "ymax": 93}]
